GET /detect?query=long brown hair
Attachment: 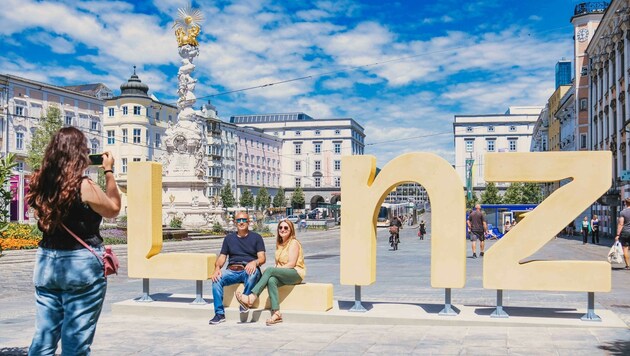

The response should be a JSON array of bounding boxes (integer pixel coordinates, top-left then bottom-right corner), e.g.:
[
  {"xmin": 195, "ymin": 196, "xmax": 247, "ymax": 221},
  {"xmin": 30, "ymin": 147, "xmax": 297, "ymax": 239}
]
[
  {"xmin": 26, "ymin": 127, "xmax": 90, "ymax": 232},
  {"xmin": 276, "ymin": 220, "xmax": 296, "ymax": 246}
]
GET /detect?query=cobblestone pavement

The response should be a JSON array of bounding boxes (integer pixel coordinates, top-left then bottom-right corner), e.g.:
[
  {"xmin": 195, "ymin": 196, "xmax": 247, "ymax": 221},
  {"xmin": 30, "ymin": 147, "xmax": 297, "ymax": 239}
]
[{"xmin": 1, "ymin": 214, "xmax": 629, "ymax": 355}]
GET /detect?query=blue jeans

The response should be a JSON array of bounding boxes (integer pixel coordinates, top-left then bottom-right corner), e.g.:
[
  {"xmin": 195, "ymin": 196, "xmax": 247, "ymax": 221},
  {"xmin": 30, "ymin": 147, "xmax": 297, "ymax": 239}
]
[
  {"xmin": 29, "ymin": 247, "xmax": 107, "ymax": 356},
  {"xmin": 211, "ymin": 267, "xmax": 261, "ymax": 315}
]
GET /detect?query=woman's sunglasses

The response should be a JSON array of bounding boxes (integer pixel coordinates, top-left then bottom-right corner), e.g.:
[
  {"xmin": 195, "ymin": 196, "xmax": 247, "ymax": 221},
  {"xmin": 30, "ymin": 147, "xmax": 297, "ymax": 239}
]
[{"xmin": 278, "ymin": 225, "xmax": 290, "ymax": 231}]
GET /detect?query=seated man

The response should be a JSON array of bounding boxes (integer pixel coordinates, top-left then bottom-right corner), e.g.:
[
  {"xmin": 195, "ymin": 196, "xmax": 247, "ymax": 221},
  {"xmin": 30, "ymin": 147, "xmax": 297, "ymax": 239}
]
[{"xmin": 209, "ymin": 212, "xmax": 266, "ymax": 325}]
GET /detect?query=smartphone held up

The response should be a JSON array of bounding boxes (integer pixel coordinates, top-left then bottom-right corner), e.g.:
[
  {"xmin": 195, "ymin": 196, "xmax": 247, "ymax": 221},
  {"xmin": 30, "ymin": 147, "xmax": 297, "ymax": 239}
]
[{"xmin": 88, "ymin": 153, "xmax": 104, "ymax": 166}]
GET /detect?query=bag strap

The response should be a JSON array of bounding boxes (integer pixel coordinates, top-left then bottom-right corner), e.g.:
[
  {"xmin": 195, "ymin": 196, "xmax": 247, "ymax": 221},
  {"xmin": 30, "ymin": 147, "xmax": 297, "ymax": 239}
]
[{"xmin": 61, "ymin": 223, "xmax": 103, "ymax": 263}]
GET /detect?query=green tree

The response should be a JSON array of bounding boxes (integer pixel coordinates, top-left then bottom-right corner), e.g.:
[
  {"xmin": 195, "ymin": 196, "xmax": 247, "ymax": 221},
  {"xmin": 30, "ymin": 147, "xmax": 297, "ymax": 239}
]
[
  {"xmin": 255, "ymin": 186, "xmax": 271, "ymax": 211},
  {"xmin": 480, "ymin": 182, "xmax": 502, "ymax": 204},
  {"xmin": 273, "ymin": 186, "xmax": 286, "ymax": 207},
  {"xmin": 291, "ymin": 186, "xmax": 305, "ymax": 209},
  {"xmin": 466, "ymin": 192, "xmax": 479, "ymax": 210},
  {"xmin": 522, "ymin": 182, "xmax": 543, "ymax": 203},
  {"xmin": 503, "ymin": 182, "xmax": 542, "ymax": 204},
  {"xmin": 0, "ymin": 154, "xmax": 17, "ymax": 232},
  {"xmin": 26, "ymin": 105, "xmax": 62, "ymax": 171},
  {"xmin": 220, "ymin": 182, "xmax": 235, "ymax": 208},
  {"xmin": 240, "ymin": 189, "xmax": 254, "ymax": 210}
]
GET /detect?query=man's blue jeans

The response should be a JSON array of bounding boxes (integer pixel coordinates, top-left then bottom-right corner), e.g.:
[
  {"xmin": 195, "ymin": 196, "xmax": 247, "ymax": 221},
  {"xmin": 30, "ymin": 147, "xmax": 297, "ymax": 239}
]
[
  {"xmin": 29, "ymin": 247, "xmax": 107, "ymax": 356},
  {"xmin": 212, "ymin": 267, "xmax": 261, "ymax": 315}
]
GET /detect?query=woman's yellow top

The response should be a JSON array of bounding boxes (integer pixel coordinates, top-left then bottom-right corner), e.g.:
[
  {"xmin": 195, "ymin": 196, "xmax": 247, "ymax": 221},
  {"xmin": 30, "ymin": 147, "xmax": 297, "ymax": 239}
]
[{"xmin": 275, "ymin": 238, "xmax": 306, "ymax": 280}]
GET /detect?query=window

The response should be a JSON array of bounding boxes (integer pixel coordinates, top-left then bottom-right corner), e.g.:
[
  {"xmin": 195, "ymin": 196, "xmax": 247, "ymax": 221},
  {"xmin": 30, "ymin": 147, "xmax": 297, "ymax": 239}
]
[
  {"xmin": 315, "ymin": 177, "xmax": 321, "ymax": 187},
  {"xmin": 107, "ymin": 130, "xmax": 115, "ymax": 144},
  {"xmin": 16, "ymin": 132, "xmax": 23, "ymax": 150},
  {"xmin": 16, "ymin": 162, "xmax": 24, "ymax": 172},
  {"xmin": 466, "ymin": 127, "xmax": 473, "ymax": 132},
  {"xmin": 465, "ymin": 140, "xmax": 473, "ymax": 152},
  {"xmin": 133, "ymin": 158, "xmax": 141, "ymax": 162},
  {"xmin": 314, "ymin": 160, "xmax": 321, "ymax": 171},
  {"xmin": 155, "ymin": 112, "xmax": 160, "ymax": 121},
  {"xmin": 14, "ymin": 106, "xmax": 24, "ymax": 116},
  {"xmin": 295, "ymin": 143, "xmax": 302, "ymax": 155},
  {"xmin": 334, "ymin": 129, "xmax": 340, "ymax": 135},
  {"xmin": 314, "ymin": 142, "xmax": 321, "ymax": 154},
  {"xmin": 65, "ymin": 114, "xmax": 73, "ymax": 126},
  {"xmin": 122, "ymin": 129, "xmax": 128, "ymax": 143},
  {"xmin": 257, "ymin": 172, "xmax": 260, "ymax": 182},
  {"xmin": 91, "ymin": 120, "xmax": 98, "ymax": 131},
  {"xmin": 295, "ymin": 161, "xmax": 302, "ymax": 172},
  {"xmin": 334, "ymin": 160, "xmax": 341, "ymax": 170},
  {"xmin": 295, "ymin": 177, "xmax": 301, "ymax": 187},
  {"xmin": 133, "ymin": 106, "xmax": 141, "ymax": 115},
  {"xmin": 580, "ymin": 133, "xmax": 587, "ymax": 149},
  {"xmin": 508, "ymin": 139, "xmax": 517, "ymax": 152},
  {"xmin": 91, "ymin": 142, "xmax": 98, "ymax": 154},
  {"xmin": 122, "ymin": 106, "xmax": 128, "ymax": 115},
  {"xmin": 509, "ymin": 126, "xmax": 516, "ymax": 132},
  {"xmin": 295, "ymin": 131, "xmax": 301, "ymax": 136},
  {"xmin": 122, "ymin": 158, "xmax": 128, "ymax": 173},
  {"xmin": 133, "ymin": 128, "xmax": 141, "ymax": 143},
  {"xmin": 108, "ymin": 108, "xmax": 114, "ymax": 117},
  {"xmin": 334, "ymin": 142, "xmax": 341, "ymax": 154},
  {"xmin": 315, "ymin": 130, "xmax": 321, "ymax": 135},
  {"xmin": 334, "ymin": 177, "xmax": 341, "ymax": 188},
  {"xmin": 155, "ymin": 133, "xmax": 161, "ymax": 148},
  {"xmin": 488, "ymin": 126, "xmax": 495, "ymax": 132},
  {"xmin": 579, "ymin": 98, "xmax": 588, "ymax": 111},
  {"xmin": 486, "ymin": 139, "xmax": 495, "ymax": 152}
]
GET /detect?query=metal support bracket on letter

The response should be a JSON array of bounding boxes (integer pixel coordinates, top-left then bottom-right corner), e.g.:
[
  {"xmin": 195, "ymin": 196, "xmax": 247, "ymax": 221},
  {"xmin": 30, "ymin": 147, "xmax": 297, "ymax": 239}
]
[
  {"xmin": 137, "ymin": 278, "xmax": 154, "ymax": 302},
  {"xmin": 581, "ymin": 292, "xmax": 601, "ymax": 321},
  {"xmin": 490, "ymin": 289, "xmax": 509, "ymax": 318},
  {"xmin": 191, "ymin": 280, "xmax": 206, "ymax": 305},
  {"xmin": 348, "ymin": 285, "xmax": 367, "ymax": 312},
  {"xmin": 439, "ymin": 288, "xmax": 457, "ymax": 316}
]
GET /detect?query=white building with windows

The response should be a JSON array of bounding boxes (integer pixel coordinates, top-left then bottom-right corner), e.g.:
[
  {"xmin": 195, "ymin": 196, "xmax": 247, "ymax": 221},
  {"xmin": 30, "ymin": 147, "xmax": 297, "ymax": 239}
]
[
  {"xmin": 103, "ymin": 71, "xmax": 177, "ymax": 178},
  {"xmin": 0, "ymin": 74, "xmax": 107, "ymax": 172},
  {"xmin": 453, "ymin": 106, "xmax": 543, "ymax": 196},
  {"xmin": 230, "ymin": 113, "xmax": 365, "ymax": 208}
]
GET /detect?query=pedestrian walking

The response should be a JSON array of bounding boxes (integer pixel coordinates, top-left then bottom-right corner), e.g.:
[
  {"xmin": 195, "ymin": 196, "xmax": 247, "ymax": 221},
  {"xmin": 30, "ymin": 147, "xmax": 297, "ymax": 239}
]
[
  {"xmin": 26, "ymin": 127, "xmax": 121, "ymax": 355},
  {"xmin": 581, "ymin": 216, "xmax": 590, "ymax": 245},
  {"xmin": 467, "ymin": 204, "xmax": 487, "ymax": 258},
  {"xmin": 615, "ymin": 198, "xmax": 630, "ymax": 270},
  {"xmin": 591, "ymin": 215, "xmax": 600, "ymax": 244},
  {"xmin": 418, "ymin": 220, "xmax": 426, "ymax": 240}
]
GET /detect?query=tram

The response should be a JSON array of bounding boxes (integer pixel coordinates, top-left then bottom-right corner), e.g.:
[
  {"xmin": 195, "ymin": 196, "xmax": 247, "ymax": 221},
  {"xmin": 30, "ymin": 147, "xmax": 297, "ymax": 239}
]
[{"xmin": 377, "ymin": 203, "xmax": 407, "ymax": 227}]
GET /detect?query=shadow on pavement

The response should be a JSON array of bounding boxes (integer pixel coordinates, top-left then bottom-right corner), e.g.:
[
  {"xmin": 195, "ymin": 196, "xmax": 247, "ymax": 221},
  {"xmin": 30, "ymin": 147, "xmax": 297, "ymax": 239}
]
[
  {"xmin": 0, "ymin": 347, "xmax": 28, "ymax": 355},
  {"xmin": 598, "ymin": 339, "xmax": 630, "ymax": 355},
  {"xmin": 473, "ymin": 305, "xmax": 582, "ymax": 319}
]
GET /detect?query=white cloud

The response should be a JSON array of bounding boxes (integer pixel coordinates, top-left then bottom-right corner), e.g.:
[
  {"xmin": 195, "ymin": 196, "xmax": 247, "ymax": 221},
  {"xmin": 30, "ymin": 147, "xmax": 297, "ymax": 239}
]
[{"xmin": 25, "ymin": 32, "xmax": 75, "ymax": 54}]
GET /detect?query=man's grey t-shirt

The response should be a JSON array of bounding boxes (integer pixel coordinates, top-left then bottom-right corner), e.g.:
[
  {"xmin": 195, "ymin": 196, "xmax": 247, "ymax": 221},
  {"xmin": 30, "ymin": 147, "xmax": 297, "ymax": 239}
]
[
  {"xmin": 468, "ymin": 210, "xmax": 486, "ymax": 233},
  {"xmin": 621, "ymin": 208, "xmax": 630, "ymax": 233}
]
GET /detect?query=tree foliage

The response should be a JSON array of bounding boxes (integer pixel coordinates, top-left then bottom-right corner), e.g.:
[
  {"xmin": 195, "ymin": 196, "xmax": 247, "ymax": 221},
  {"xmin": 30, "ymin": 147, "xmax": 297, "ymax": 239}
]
[
  {"xmin": 255, "ymin": 186, "xmax": 271, "ymax": 210},
  {"xmin": 240, "ymin": 188, "xmax": 254, "ymax": 209},
  {"xmin": 503, "ymin": 182, "xmax": 542, "ymax": 204},
  {"xmin": 0, "ymin": 154, "xmax": 17, "ymax": 233},
  {"xmin": 466, "ymin": 192, "xmax": 479, "ymax": 210},
  {"xmin": 26, "ymin": 105, "xmax": 62, "ymax": 171},
  {"xmin": 220, "ymin": 182, "xmax": 235, "ymax": 208},
  {"xmin": 272, "ymin": 186, "xmax": 286, "ymax": 207},
  {"xmin": 480, "ymin": 182, "xmax": 502, "ymax": 204},
  {"xmin": 291, "ymin": 186, "xmax": 305, "ymax": 209}
]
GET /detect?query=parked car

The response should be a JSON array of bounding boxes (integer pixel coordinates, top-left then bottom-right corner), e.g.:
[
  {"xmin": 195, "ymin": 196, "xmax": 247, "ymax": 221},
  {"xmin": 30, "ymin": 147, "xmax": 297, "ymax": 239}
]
[{"xmin": 286, "ymin": 215, "xmax": 300, "ymax": 223}]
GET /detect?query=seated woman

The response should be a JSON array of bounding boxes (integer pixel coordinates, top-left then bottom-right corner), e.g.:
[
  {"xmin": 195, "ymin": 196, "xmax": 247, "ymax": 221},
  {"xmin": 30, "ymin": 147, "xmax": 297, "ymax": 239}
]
[{"xmin": 235, "ymin": 219, "xmax": 306, "ymax": 325}]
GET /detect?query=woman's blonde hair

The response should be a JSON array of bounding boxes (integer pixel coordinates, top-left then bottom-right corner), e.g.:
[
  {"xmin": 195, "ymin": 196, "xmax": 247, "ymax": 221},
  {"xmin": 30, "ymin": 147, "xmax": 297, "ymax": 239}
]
[{"xmin": 276, "ymin": 219, "xmax": 296, "ymax": 246}]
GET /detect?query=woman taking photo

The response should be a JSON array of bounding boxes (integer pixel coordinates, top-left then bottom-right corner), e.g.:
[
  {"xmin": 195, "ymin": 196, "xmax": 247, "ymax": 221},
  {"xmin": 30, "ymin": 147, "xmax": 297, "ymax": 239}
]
[
  {"xmin": 235, "ymin": 219, "xmax": 305, "ymax": 325},
  {"xmin": 27, "ymin": 127, "xmax": 121, "ymax": 355}
]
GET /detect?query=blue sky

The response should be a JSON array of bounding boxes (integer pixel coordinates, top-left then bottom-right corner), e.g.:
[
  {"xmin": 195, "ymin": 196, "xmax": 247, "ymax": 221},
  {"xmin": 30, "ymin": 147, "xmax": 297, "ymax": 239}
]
[{"xmin": 0, "ymin": 0, "xmax": 584, "ymax": 165}]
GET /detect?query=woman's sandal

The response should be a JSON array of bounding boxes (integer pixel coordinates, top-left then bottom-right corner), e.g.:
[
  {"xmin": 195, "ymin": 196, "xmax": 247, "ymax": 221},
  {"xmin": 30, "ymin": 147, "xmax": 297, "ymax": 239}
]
[
  {"xmin": 235, "ymin": 291, "xmax": 251, "ymax": 312},
  {"xmin": 265, "ymin": 311, "xmax": 283, "ymax": 326}
]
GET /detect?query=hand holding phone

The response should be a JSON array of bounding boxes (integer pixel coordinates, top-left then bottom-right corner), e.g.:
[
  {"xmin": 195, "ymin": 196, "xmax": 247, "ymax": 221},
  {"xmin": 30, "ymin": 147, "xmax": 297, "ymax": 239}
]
[{"xmin": 89, "ymin": 153, "xmax": 104, "ymax": 166}]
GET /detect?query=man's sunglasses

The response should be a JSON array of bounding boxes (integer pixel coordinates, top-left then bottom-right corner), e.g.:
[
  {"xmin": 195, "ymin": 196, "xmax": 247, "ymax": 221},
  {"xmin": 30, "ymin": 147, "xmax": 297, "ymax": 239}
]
[{"xmin": 235, "ymin": 218, "xmax": 248, "ymax": 223}]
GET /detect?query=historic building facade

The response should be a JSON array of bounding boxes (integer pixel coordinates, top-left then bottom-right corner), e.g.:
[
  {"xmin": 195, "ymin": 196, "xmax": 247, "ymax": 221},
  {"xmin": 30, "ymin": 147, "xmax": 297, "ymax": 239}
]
[
  {"xmin": 454, "ymin": 106, "xmax": 542, "ymax": 196},
  {"xmin": 585, "ymin": 0, "xmax": 629, "ymax": 235},
  {"xmin": 230, "ymin": 113, "xmax": 365, "ymax": 208}
]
